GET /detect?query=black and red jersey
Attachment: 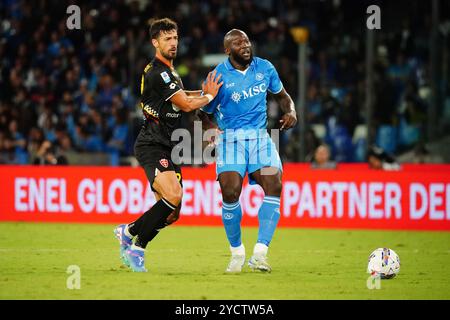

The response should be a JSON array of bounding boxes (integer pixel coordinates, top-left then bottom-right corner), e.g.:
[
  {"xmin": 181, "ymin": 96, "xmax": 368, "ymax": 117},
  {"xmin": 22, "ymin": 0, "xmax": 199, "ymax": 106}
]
[{"xmin": 137, "ymin": 57, "xmax": 184, "ymax": 148}]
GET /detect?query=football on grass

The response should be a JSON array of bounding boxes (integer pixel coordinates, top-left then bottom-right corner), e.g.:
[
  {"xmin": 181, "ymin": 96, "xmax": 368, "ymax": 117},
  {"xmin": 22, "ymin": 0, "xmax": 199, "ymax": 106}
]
[{"xmin": 367, "ymin": 248, "xmax": 400, "ymax": 279}]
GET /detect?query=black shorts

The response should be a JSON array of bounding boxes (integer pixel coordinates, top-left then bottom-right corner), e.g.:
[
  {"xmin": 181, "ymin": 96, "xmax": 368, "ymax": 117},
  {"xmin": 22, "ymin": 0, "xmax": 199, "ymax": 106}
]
[{"xmin": 134, "ymin": 142, "xmax": 182, "ymax": 193}]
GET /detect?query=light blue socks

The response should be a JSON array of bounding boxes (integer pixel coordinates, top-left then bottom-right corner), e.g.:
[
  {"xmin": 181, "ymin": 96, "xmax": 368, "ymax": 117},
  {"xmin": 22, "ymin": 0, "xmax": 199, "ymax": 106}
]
[
  {"xmin": 222, "ymin": 201, "xmax": 243, "ymax": 247},
  {"xmin": 257, "ymin": 196, "xmax": 281, "ymax": 246}
]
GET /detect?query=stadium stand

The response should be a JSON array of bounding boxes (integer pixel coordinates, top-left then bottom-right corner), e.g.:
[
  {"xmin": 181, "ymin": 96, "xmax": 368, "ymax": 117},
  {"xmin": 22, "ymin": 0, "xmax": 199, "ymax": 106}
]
[{"xmin": 0, "ymin": 0, "xmax": 446, "ymax": 165}]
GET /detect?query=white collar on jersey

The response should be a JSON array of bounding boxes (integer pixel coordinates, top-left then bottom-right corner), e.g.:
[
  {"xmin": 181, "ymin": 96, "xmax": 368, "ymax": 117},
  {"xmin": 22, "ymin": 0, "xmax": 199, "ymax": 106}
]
[{"xmin": 235, "ymin": 67, "xmax": 249, "ymax": 75}]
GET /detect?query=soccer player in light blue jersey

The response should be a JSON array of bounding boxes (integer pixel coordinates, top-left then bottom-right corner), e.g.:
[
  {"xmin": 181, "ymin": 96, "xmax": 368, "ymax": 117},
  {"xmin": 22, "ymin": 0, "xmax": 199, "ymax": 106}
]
[{"xmin": 200, "ymin": 29, "xmax": 297, "ymax": 272}]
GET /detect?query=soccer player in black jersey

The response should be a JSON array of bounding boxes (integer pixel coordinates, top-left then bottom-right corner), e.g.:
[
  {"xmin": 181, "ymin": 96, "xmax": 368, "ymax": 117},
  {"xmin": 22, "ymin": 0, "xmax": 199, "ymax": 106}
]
[{"xmin": 114, "ymin": 18, "xmax": 222, "ymax": 272}]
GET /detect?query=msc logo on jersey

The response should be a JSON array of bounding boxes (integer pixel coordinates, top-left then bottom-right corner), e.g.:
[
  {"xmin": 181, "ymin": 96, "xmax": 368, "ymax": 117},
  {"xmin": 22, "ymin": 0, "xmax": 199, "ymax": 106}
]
[
  {"xmin": 230, "ymin": 83, "xmax": 267, "ymax": 103},
  {"xmin": 231, "ymin": 92, "xmax": 242, "ymax": 103}
]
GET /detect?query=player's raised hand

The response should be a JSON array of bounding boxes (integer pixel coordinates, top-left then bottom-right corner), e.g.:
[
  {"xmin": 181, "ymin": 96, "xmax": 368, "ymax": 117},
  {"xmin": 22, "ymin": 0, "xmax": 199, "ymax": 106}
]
[
  {"xmin": 279, "ymin": 110, "xmax": 297, "ymax": 131},
  {"xmin": 202, "ymin": 70, "xmax": 223, "ymax": 98}
]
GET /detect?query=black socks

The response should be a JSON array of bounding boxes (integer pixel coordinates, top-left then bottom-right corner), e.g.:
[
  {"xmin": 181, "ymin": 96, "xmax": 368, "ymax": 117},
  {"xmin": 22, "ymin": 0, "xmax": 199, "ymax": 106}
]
[{"xmin": 128, "ymin": 198, "xmax": 177, "ymax": 249}]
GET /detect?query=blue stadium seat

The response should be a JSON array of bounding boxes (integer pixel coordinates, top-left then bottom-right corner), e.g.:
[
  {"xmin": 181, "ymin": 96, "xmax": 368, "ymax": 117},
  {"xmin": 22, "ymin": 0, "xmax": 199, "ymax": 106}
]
[
  {"xmin": 353, "ymin": 138, "xmax": 367, "ymax": 162},
  {"xmin": 375, "ymin": 125, "xmax": 397, "ymax": 154},
  {"xmin": 330, "ymin": 125, "xmax": 353, "ymax": 162},
  {"xmin": 334, "ymin": 136, "xmax": 354, "ymax": 162},
  {"xmin": 398, "ymin": 117, "xmax": 420, "ymax": 147}
]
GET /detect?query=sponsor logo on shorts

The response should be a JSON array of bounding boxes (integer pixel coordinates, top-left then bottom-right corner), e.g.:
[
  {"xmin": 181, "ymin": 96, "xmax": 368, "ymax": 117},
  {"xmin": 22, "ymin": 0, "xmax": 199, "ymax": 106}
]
[{"xmin": 160, "ymin": 159, "xmax": 169, "ymax": 168}]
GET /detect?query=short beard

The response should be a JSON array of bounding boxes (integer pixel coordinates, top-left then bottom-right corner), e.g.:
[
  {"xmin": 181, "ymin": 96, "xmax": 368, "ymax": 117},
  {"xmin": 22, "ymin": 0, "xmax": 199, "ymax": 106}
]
[
  {"xmin": 161, "ymin": 50, "xmax": 177, "ymax": 61},
  {"xmin": 232, "ymin": 51, "xmax": 253, "ymax": 67}
]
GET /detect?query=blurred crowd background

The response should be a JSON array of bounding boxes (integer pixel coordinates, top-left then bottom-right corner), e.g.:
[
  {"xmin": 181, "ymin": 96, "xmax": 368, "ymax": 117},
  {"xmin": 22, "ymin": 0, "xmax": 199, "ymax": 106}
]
[{"xmin": 1, "ymin": 0, "xmax": 449, "ymax": 166}]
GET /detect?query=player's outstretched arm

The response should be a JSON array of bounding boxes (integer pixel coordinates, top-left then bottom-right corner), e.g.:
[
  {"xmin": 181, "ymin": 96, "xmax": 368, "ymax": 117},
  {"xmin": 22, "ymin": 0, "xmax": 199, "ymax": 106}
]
[
  {"xmin": 184, "ymin": 90, "xmax": 202, "ymax": 96},
  {"xmin": 274, "ymin": 88, "xmax": 298, "ymax": 131},
  {"xmin": 170, "ymin": 70, "xmax": 222, "ymax": 112}
]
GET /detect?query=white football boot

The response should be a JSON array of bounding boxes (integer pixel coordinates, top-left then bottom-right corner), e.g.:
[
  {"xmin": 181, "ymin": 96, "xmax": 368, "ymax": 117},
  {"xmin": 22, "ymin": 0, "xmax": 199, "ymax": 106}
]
[
  {"xmin": 225, "ymin": 244, "xmax": 246, "ymax": 273},
  {"xmin": 248, "ymin": 243, "xmax": 271, "ymax": 273}
]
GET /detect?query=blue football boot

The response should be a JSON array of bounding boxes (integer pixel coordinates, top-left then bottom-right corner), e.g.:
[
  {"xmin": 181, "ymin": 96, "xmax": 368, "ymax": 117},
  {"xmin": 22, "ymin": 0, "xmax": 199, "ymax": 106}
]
[
  {"xmin": 113, "ymin": 224, "xmax": 133, "ymax": 267},
  {"xmin": 125, "ymin": 246, "xmax": 148, "ymax": 272}
]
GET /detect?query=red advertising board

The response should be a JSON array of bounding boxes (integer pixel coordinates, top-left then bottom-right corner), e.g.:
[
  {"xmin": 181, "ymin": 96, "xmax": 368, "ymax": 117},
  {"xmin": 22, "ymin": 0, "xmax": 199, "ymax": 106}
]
[{"xmin": 0, "ymin": 164, "xmax": 449, "ymax": 230}]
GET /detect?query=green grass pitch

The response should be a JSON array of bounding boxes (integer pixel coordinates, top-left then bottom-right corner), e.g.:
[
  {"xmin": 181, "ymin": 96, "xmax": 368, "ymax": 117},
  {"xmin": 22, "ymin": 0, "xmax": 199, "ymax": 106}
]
[{"xmin": 0, "ymin": 222, "xmax": 449, "ymax": 300}]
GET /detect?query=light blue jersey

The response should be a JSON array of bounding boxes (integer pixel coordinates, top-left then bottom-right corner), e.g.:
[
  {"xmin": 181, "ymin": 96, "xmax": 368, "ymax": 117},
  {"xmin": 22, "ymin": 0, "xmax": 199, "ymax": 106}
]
[
  {"xmin": 202, "ymin": 57, "xmax": 283, "ymax": 140},
  {"xmin": 208, "ymin": 57, "xmax": 284, "ymax": 254},
  {"xmin": 203, "ymin": 57, "xmax": 283, "ymax": 183}
]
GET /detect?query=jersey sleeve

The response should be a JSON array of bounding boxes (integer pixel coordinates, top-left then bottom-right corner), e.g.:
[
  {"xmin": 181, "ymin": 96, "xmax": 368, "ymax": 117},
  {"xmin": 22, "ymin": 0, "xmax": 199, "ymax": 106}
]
[
  {"xmin": 140, "ymin": 72, "xmax": 159, "ymax": 121},
  {"xmin": 154, "ymin": 70, "xmax": 183, "ymax": 101},
  {"xmin": 140, "ymin": 71, "xmax": 151, "ymax": 105},
  {"xmin": 267, "ymin": 61, "xmax": 283, "ymax": 94}
]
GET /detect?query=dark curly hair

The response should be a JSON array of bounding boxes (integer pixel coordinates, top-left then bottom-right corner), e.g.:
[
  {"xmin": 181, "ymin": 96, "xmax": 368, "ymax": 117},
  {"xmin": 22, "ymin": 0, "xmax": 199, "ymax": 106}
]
[{"xmin": 149, "ymin": 18, "xmax": 178, "ymax": 40}]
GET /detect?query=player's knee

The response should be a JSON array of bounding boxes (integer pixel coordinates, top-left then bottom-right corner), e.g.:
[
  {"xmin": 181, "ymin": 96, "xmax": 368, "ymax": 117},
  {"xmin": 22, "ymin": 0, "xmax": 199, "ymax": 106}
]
[
  {"xmin": 222, "ymin": 187, "xmax": 241, "ymax": 203},
  {"xmin": 270, "ymin": 181, "xmax": 283, "ymax": 196},
  {"xmin": 263, "ymin": 179, "xmax": 282, "ymax": 197},
  {"xmin": 163, "ymin": 184, "xmax": 183, "ymax": 206}
]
